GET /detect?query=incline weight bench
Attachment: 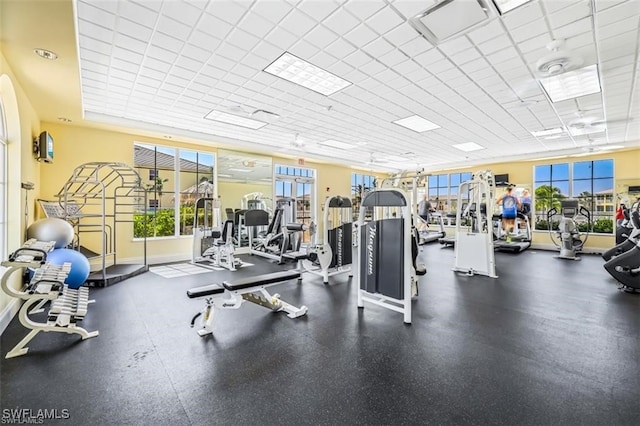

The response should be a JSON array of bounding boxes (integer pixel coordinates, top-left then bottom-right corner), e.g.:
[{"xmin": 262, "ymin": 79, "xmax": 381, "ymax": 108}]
[{"xmin": 187, "ymin": 270, "xmax": 307, "ymax": 336}]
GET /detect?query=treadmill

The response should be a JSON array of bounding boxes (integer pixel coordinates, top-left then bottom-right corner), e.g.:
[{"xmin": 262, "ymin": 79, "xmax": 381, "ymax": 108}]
[
  {"xmin": 418, "ymin": 212, "xmax": 446, "ymax": 244},
  {"xmin": 492, "ymin": 213, "xmax": 531, "ymax": 253}
]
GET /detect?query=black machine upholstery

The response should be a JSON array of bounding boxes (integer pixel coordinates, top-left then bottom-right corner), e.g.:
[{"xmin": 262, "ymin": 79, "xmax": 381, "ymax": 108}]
[{"xmin": 186, "ymin": 270, "xmax": 301, "ymax": 298}]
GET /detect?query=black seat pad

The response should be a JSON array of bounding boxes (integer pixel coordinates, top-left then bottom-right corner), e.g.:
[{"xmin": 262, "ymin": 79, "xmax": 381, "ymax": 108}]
[
  {"xmin": 223, "ymin": 270, "xmax": 301, "ymax": 291},
  {"xmin": 186, "ymin": 284, "xmax": 225, "ymax": 298}
]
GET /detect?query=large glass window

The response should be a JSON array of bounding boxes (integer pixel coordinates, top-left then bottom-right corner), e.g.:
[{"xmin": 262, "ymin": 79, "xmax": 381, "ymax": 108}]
[
  {"xmin": 573, "ymin": 159, "xmax": 614, "ymax": 232},
  {"xmin": 275, "ymin": 165, "xmax": 315, "ymax": 242},
  {"xmin": 351, "ymin": 173, "xmax": 376, "ymax": 219},
  {"xmin": 428, "ymin": 174, "xmax": 449, "ymax": 211},
  {"xmin": 133, "ymin": 143, "xmax": 215, "ymax": 238},
  {"xmin": 449, "ymin": 172, "xmax": 472, "ymax": 213},
  {"xmin": 534, "ymin": 161, "xmax": 613, "ymax": 233}
]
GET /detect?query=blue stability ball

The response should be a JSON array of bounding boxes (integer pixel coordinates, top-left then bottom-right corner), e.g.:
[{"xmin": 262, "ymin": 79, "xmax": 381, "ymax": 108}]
[
  {"xmin": 46, "ymin": 249, "xmax": 90, "ymax": 289},
  {"xmin": 26, "ymin": 217, "xmax": 74, "ymax": 248}
]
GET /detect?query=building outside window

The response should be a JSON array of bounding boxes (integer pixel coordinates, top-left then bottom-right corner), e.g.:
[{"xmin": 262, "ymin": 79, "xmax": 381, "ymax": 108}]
[{"xmin": 133, "ymin": 143, "xmax": 214, "ymax": 238}]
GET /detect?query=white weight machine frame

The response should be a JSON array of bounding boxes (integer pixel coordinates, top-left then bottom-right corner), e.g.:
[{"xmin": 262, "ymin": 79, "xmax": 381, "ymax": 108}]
[{"xmin": 452, "ymin": 170, "xmax": 497, "ymax": 278}]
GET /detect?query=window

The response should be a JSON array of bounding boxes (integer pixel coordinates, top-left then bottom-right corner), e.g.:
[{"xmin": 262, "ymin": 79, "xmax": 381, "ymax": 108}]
[
  {"xmin": 573, "ymin": 159, "xmax": 614, "ymax": 231},
  {"xmin": 275, "ymin": 165, "xmax": 315, "ymax": 242},
  {"xmin": 448, "ymin": 172, "xmax": 472, "ymax": 213},
  {"xmin": 133, "ymin": 143, "xmax": 215, "ymax": 238},
  {"xmin": 428, "ymin": 174, "xmax": 449, "ymax": 211},
  {"xmin": 534, "ymin": 161, "xmax": 614, "ymax": 233},
  {"xmin": 0, "ymin": 98, "xmax": 6, "ymax": 263},
  {"xmin": 351, "ymin": 173, "xmax": 376, "ymax": 219}
]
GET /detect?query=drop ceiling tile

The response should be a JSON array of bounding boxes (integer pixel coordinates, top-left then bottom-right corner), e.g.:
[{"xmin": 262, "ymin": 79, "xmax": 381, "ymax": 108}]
[
  {"xmin": 344, "ymin": 24, "xmax": 379, "ymax": 46},
  {"xmin": 509, "ymin": 19, "xmax": 547, "ymax": 43},
  {"xmin": 552, "ymin": 16, "xmax": 592, "ymax": 40},
  {"xmin": 547, "ymin": 0, "xmax": 591, "ymax": 29},
  {"xmin": 449, "ymin": 47, "xmax": 482, "ymax": 65},
  {"xmin": 517, "ymin": 33, "xmax": 553, "ymax": 53},
  {"xmin": 151, "ymin": 31, "xmax": 184, "ymax": 53},
  {"xmin": 265, "ymin": 27, "xmax": 299, "ymax": 50},
  {"xmin": 468, "ymin": 20, "xmax": 505, "ymax": 45},
  {"xmin": 279, "ymin": 9, "xmax": 318, "ymax": 37},
  {"xmin": 598, "ymin": 16, "xmax": 639, "ymax": 40},
  {"xmin": 147, "ymin": 45, "xmax": 178, "ymax": 64},
  {"xmin": 78, "ymin": 20, "xmax": 113, "ymax": 42},
  {"xmin": 112, "ymin": 46, "xmax": 144, "ymax": 64},
  {"xmin": 439, "ymin": 37, "xmax": 474, "ymax": 56},
  {"xmin": 116, "ymin": 17, "xmax": 154, "ymax": 41},
  {"xmin": 343, "ymin": 0, "xmax": 386, "ymax": 20},
  {"xmin": 77, "ymin": 3, "xmax": 116, "ymax": 29},
  {"xmin": 237, "ymin": 12, "xmax": 274, "ymax": 39},
  {"xmin": 383, "ymin": 24, "xmax": 418, "ymax": 47},
  {"xmin": 290, "ymin": 39, "xmax": 322, "ymax": 59},
  {"xmin": 250, "ymin": 0, "xmax": 291, "ymax": 23},
  {"xmin": 79, "ymin": 35, "xmax": 112, "ymax": 55},
  {"xmin": 380, "ymin": 49, "xmax": 409, "ymax": 68},
  {"xmin": 199, "ymin": 13, "xmax": 234, "ymax": 39},
  {"xmin": 487, "ymin": 47, "xmax": 520, "ymax": 65},
  {"xmin": 345, "ymin": 50, "xmax": 374, "ymax": 70},
  {"xmin": 366, "ymin": 5, "xmax": 405, "ymax": 35},
  {"xmin": 297, "ymin": 0, "xmax": 340, "ymax": 22},
  {"xmin": 139, "ymin": 66, "xmax": 166, "ymax": 82},
  {"xmin": 227, "ymin": 28, "xmax": 261, "ymax": 51},
  {"xmin": 596, "ymin": 0, "xmax": 640, "ymax": 27},
  {"xmin": 392, "ymin": 0, "xmax": 436, "ymax": 19},
  {"xmin": 328, "ymin": 61, "xmax": 356, "ymax": 79},
  {"xmin": 216, "ymin": 43, "xmax": 247, "ymax": 62},
  {"xmin": 323, "ymin": 7, "xmax": 361, "ymax": 34},
  {"xmin": 156, "ymin": 15, "xmax": 192, "ymax": 40},
  {"xmin": 362, "ymin": 37, "xmax": 394, "ymax": 58},
  {"xmin": 206, "ymin": 0, "xmax": 248, "ymax": 25},
  {"xmin": 502, "ymin": 1, "xmax": 544, "ymax": 30},
  {"xmin": 182, "ymin": 43, "xmax": 214, "ymax": 63},
  {"xmin": 344, "ymin": 67, "xmax": 368, "ymax": 84}
]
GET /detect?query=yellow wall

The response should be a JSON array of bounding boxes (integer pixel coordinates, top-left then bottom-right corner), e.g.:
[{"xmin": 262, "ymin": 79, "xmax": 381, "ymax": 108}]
[
  {"xmin": 1, "ymin": 53, "xmax": 41, "ymax": 315},
  {"xmin": 428, "ymin": 147, "xmax": 640, "ymax": 251}
]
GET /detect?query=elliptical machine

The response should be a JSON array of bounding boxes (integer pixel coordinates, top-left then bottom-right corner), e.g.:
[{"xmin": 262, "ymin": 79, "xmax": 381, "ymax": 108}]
[{"xmin": 547, "ymin": 200, "xmax": 591, "ymax": 261}]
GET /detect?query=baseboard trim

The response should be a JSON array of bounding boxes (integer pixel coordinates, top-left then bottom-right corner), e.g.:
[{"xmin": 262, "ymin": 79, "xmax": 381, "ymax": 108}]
[
  {"xmin": 530, "ymin": 243, "xmax": 606, "ymax": 255},
  {"xmin": 0, "ymin": 297, "xmax": 21, "ymax": 336}
]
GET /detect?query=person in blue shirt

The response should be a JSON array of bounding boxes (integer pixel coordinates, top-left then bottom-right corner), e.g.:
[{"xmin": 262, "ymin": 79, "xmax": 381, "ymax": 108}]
[
  {"xmin": 520, "ymin": 189, "xmax": 532, "ymax": 219},
  {"xmin": 496, "ymin": 185, "xmax": 521, "ymax": 241}
]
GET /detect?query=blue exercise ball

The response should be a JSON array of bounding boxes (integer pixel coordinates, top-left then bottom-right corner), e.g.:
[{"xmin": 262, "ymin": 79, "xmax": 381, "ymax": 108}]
[
  {"xmin": 26, "ymin": 218, "xmax": 74, "ymax": 248},
  {"xmin": 46, "ymin": 249, "xmax": 90, "ymax": 289}
]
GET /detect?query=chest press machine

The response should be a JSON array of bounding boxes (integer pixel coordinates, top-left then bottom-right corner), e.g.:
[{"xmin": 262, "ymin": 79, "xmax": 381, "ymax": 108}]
[
  {"xmin": 186, "ymin": 270, "xmax": 307, "ymax": 336},
  {"xmin": 1, "ymin": 240, "xmax": 99, "ymax": 358}
]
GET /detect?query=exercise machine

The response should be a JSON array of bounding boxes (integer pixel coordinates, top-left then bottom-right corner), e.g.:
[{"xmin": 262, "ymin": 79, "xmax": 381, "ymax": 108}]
[
  {"xmin": 452, "ymin": 171, "xmax": 497, "ymax": 278},
  {"xmin": 355, "ymin": 188, "xmax": 425, "ymax": 324},
  {"xmin": 245, "ymin": 209, "xmax": 308, "ymax": 264},
  {"xmin": 603, "ymin": 202, "xmax": 640, "ymax": 262},
  {"xmin": 191, "ymin": 197, "xmax": 241, "ymax": 271},
  {"xmin": 547, "ymin": 200, "xmax": 591, "ymax": 261},
  {"xmin": 1, "ymin": 240, "xmax": 99, "ymax": 358},
  {"xmin": 186, "ymin": 270, "xmax": 307, "ymax": 336},
  {"xmin": 491, "ymin": 212, "xmax": 532, "ymax": 253},
  {"xmin": 417, "ymin": 211, "xmax": 446, "ymax": 244},
  {"xmin": 603, "ymin": 240, "xmax": 640, "ymax": 293},
  {"xmin": 304, "ymin": 195, "xmax": 354, "ymax": 284}
]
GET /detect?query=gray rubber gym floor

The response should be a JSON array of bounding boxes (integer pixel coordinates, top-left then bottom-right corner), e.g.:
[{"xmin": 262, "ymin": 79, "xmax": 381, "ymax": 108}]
[{"xmin": 1, "ymin": 245, "xmax": 639, "ymax": 425}]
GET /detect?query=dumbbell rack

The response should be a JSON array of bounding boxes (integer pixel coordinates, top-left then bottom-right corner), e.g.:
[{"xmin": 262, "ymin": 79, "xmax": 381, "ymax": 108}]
[{"xmin": 1, "ymin": 239, "xmax": 99, "ymax": 359}]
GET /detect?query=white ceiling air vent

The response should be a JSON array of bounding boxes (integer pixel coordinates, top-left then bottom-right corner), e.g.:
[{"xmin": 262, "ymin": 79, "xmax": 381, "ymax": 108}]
[
  {"xmin": 408, "ymin": 0, "xmax": 498, "ymax": 46},
  {"xmin": 535, "ymin": 40, "xmax": 584, "ymax": 77}
]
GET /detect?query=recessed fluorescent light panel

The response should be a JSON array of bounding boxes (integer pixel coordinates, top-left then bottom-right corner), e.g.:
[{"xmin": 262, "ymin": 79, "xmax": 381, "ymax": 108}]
[
  {"xmin": 318, "ymin": 140, "xmax": 355, "ymax": 150},
  {"xmin": 453, "ymin": 142, "xmax": 485, "ymax": 152},
  {"xmin": 264, "ymin": 52, "xmax": 352, "ymax": 96},
  {"xmin": 493, "ymin": 0, "xmax": 532, "ymax": 14},
  {"xmin": 228, "ymin": 168, "xmax": 253, "ymax": 173},
  {"xmin": 393, "ymin": 115, "xmax": 440, "ymax": 132},
  {"xmin": 539, "ymin": 64, "xmax": 601, "ymax": 103},
  {"xmin": 204, "ymin": 110, "xmax": 268, "ymax": 129},
  {"xmin": 531, "ymin": 127, "xmax": 564, "ymax": 137}
]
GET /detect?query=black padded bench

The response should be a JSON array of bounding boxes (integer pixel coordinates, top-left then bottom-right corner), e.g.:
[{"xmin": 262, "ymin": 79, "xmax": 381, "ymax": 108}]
[{"xmin": 186, "ymin": 270, "xmax": 301, "ymax": 298}]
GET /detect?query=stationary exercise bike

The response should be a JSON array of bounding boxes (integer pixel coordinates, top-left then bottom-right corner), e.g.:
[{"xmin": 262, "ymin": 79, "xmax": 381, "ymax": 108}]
[{"xmin": 547, "ymin": 200, "xmax": 591, "ymax": 261}]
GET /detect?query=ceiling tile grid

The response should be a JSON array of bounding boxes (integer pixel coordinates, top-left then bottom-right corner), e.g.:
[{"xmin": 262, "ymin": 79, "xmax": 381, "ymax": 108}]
[{"xmin": 74, "ymin": 0, "xmax": 640, "ymax": 171}]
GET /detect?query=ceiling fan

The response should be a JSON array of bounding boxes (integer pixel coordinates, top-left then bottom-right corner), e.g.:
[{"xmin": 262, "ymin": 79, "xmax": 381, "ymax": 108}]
[
  {"xmin": 535, "ymin": 39, "xmax": 584, "ymax": 77},
  {"xmin": 365, "ymin": 153, "xmax": 390, "ymax": 165},
  {"xmin": 567, "ymin": 113, "xmax": 632, "ymax": 136}
]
